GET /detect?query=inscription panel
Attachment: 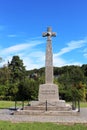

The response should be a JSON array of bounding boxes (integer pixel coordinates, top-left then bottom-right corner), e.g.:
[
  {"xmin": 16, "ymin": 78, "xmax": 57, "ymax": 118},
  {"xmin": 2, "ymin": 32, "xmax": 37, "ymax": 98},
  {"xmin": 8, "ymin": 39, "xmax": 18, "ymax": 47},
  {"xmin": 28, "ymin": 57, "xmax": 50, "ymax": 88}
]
[
  {"xmin": 39, "ymin": 84, "xmax": 59, "ymax": 101},
  {"xmin": 41, "ymin": 90, "xmax": 55, "ymax": 94}
]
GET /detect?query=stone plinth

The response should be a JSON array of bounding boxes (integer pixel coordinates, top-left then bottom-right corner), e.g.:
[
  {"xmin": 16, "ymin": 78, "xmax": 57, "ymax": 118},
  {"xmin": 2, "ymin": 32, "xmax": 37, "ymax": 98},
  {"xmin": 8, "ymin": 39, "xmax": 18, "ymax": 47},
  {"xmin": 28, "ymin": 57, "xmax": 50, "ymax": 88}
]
[
  {"xmin": 39, "ymin": 84, "xmax": 59, "ymax": 102},
  {"xmin": 29, "ymin": 83, "xmax": 71, "ymax": 111}
]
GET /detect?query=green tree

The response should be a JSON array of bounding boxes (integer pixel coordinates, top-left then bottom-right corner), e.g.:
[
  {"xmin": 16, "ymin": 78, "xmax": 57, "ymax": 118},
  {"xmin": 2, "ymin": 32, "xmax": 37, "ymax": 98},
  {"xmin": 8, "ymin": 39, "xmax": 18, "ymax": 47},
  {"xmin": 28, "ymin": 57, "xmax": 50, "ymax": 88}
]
[
  {"xmin": 0, "ymin": 66, "xmax": 11, "ymax": 85},
  {"xmin": 17, "ymin": 78, "xmax": 39, "ymax": 101},
  {"xmin": 57, "ymin": 66, "xmax": 85, "ymax": 101},
  {"xmin": 8, "ymin": 56, "xmax": 26, "ymax": 83},
  {"xmin": 5, "ymin": 56, "xmax": 26, "ymax": 100},
  {"xmin": 0, "ymin": 66, "xmax": 11, "ymax": 100},
  {"xmin": 71, "ymin": 82, "xmax": 86, "ymax": 101}
]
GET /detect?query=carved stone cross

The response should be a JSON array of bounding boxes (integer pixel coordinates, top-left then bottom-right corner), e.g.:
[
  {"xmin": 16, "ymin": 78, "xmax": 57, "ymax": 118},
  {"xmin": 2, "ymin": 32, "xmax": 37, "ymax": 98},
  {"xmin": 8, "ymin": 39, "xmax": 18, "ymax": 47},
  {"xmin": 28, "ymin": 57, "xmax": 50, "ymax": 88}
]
[
  {"xmin": 42, "ymin": 27, "xmax": 56, "ymax": 40},
  {"xmin": 42, "ymin": 27, "xmax": 56, "ymax": 84}
]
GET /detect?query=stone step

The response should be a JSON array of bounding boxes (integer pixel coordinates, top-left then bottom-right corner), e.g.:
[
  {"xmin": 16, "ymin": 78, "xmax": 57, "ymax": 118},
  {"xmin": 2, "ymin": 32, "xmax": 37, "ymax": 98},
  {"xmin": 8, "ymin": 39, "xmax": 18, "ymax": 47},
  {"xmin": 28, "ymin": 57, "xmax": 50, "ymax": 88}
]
[
  {"xmin": 14, "ymin": 109, "xmax": 79, "ymax": 116},
  {"xmin": 24, "ymin": 106, "xmax": 71, "ymax": 111}
]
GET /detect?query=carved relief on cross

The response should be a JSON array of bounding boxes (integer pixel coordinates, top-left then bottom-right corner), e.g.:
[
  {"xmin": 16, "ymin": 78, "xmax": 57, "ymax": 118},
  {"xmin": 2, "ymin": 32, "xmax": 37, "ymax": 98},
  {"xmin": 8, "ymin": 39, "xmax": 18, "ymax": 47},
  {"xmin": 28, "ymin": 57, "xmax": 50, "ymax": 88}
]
[{"xmin": 42, "ymin": 27, "xmax": 56, "ymax": 40}]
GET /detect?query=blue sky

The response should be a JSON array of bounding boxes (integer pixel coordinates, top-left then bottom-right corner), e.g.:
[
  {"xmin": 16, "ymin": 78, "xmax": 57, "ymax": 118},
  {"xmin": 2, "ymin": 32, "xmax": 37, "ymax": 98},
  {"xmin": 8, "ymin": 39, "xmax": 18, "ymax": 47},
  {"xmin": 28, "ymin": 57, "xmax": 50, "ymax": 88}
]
[{"xmin": 0, "ymin": 0, "xmax": 87, "ymax": 70}]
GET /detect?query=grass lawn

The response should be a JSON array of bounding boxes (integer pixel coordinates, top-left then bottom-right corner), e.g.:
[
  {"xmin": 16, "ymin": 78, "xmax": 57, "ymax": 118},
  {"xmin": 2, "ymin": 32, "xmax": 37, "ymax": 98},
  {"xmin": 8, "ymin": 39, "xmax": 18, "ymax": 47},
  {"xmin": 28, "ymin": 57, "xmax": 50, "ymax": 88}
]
[
  {"xmin": 0, "ymin": 101, "xmax": 14, "ymax": 109},
  {"xmin": 0, "ymin": 101, "xmax": 28, "ymax": 109},
  {"xmin": 68, "ymin": 102, "xmax": 87, "ymax": 108},
  {"xmin": 0, "ymin": 121, "xmax": 87, "ymax": 130},
  {"xmin": 80, "ymin": 102, "xmax": 87, "ymax": 108}
]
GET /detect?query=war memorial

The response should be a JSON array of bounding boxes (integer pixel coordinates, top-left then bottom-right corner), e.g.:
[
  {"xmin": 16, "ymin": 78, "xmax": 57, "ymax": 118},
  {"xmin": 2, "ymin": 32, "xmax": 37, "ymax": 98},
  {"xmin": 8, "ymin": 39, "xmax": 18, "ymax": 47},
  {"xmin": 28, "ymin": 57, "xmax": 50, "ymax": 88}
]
[{"xmin": 14, "ymin": 27, "xmax": 78, "ymax": 116}]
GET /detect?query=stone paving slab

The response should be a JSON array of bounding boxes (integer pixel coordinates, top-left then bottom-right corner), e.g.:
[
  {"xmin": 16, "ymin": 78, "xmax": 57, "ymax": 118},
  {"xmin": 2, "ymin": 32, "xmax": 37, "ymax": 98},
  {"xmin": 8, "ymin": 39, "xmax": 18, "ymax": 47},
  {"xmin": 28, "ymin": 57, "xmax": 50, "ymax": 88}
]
[{"xmin": 0, "ymin": 108, "xmax": 87, "ymax": 123}]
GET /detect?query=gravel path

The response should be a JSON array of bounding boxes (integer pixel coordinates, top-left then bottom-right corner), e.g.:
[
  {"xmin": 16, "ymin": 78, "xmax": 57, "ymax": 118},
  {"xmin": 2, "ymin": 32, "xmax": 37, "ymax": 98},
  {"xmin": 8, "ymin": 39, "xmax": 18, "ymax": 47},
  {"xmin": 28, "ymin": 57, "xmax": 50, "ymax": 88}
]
[{"xmin": 0, "ymin": 108, "xmax": 87, "ymax": 123}]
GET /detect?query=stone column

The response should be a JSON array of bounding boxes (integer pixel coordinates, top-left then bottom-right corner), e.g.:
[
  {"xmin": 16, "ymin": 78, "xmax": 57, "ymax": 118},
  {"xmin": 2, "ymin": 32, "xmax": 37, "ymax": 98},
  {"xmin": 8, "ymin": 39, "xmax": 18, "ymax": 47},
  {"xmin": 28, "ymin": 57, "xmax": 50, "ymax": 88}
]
[{"xmin": 42, "ymin": 27, "xmax": 56, "ymax": 84}]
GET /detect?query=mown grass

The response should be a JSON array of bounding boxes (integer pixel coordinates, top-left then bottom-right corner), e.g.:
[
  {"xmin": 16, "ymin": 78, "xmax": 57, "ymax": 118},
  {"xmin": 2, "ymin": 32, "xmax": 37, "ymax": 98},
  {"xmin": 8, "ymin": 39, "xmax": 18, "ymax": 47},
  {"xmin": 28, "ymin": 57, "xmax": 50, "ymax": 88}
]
[
  {"xmin": 80, "ymin": 102, "xmax": 87, "ymax": 108},
  {"xmin": 0, "ymin": 101, "xmax": 28, "ymax": 109},
  {"xmin": 0, "ymin": 101, "xmax": 14, "ymax": 109},
  {"xmin": 0, "ymin": 121, "xmax": 87, "ymax": 130},
  {"xmin": 68, "ymin": 102, "xmax": 87, "ymax": 108}
]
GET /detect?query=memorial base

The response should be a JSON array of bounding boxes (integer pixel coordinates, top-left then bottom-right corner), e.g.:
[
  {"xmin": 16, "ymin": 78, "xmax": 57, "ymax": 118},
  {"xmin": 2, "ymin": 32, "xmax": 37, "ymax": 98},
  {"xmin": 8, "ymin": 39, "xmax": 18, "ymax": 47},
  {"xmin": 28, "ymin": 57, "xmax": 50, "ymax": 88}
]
[
  {"xmin": 13, "ymin": 84, "xmax": 78, "ymax": 116},
  {"xmin": 38, "ymin": 84, "xmax": 59, "ymax": 102}
]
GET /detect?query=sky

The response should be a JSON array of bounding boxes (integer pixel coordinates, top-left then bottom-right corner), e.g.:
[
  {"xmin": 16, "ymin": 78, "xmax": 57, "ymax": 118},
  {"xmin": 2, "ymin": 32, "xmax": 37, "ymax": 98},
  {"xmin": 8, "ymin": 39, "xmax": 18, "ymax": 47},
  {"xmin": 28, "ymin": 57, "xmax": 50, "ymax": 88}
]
[{"xmin": 0, "ymin": 0, "xmax": 87, "ymax": 70}]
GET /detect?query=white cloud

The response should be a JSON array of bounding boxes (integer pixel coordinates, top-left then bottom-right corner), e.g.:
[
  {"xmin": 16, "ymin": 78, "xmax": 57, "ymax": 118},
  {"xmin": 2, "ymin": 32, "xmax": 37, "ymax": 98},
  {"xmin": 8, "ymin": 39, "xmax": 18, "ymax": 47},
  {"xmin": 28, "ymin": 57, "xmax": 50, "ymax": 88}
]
[
  {"xmin": 0, "ymin": 40, "xmax": 44, "ymax": 55},
  {"xmin": 83, "ymin": 53, "xmax": 87, "ymax": 58},
  {"xmin": 55, "ymin": 39, "xmax": 87, "ymax": 57},
  {"xmin": 53, "ymin": 54, "xmax": 82, "ymax": 68},
  {"xmin": 53, "ymin": 54, "xmax": 66, "ymax": 67},
  {"xmin": 83, "ymin": 47, "xmax": 87, "ymax": 58},
  {"xmin": 66, "ymin": 61, "xmax": 82, "ymax": 66},
  {"xmin": 53, "ymin": 38, "xmax": 87, "ymax": 68},
  {"xmin": 7, "ymin": 34, "xmax": 17, "ymax": 38},
  {"xmin": 0, "ymin": 39, "xmax": 45, "ymax": 69},
  {"xmin": 23, "ymin": 55, "xmax": 44, "ymax": 70},
  {"xmin": 21, "ymin": 51, "xmax": 45, "ymax": 70},
  {"xmin": 0, "ymin": 37, "xmax": 87, "ymax": 70}
]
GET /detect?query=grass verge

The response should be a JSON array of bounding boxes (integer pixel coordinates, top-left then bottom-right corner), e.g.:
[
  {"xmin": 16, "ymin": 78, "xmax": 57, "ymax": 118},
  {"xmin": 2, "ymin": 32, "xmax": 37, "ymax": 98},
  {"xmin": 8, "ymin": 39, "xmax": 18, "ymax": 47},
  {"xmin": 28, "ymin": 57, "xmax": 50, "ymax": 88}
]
[
  {"xmin": 0, "ymin": 121, "xmax": 87, "ymax": 130},
  {"xmin": 0, "ymin": 101, "xmax": 28, "ymax": 109}
]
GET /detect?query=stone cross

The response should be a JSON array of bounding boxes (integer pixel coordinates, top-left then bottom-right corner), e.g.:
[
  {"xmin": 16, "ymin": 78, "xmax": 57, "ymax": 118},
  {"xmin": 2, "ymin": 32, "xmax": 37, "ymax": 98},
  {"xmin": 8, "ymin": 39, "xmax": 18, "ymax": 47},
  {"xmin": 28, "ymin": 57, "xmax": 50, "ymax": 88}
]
[{"xmin": 42, "ymin": 27, "xmax": 56, "ymax": 84}]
